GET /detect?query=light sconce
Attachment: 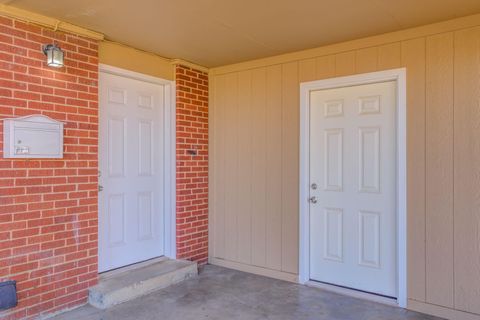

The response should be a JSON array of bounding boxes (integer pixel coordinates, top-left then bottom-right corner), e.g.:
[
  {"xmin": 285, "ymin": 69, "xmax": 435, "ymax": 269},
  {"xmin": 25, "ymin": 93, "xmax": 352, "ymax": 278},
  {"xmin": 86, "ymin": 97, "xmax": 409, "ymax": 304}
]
[{"xmin": 42, "ymin": 44, "xmax": 64, "ymax": 68}]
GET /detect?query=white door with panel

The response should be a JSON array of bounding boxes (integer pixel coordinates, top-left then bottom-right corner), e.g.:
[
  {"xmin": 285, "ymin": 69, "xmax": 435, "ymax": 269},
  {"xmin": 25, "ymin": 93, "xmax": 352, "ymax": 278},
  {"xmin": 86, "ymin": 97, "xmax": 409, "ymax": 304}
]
[
  {"xmin": 99, "ymin": 71, "xmax": 165, "ymax": 272},
  {"xmin": 309, "ymin": 81, "xmax": 397, "ymax": 297}
]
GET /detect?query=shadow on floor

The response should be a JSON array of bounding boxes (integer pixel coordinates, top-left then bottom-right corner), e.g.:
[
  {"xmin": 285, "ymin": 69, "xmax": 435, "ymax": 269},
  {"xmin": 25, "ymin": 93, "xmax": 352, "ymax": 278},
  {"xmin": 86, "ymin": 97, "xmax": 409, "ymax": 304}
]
[{"xmin": 49, "ymin": 264, "xmax": 442, "ymax": 320}]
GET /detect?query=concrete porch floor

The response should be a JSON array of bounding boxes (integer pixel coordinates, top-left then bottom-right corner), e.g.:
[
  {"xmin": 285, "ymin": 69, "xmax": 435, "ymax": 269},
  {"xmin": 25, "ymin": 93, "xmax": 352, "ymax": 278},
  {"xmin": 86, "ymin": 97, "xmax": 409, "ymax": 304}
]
[{"xmin": 50, "ymin": 265, "xmax": 440, "ymax": 320}]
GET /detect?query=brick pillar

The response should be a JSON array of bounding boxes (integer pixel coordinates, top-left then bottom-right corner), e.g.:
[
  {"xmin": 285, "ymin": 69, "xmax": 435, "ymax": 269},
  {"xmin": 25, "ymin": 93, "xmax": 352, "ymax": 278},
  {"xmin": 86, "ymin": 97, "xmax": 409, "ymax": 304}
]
[{"xmin": 174, "ymin": 64, "xmax": 208, "ymax": 264}]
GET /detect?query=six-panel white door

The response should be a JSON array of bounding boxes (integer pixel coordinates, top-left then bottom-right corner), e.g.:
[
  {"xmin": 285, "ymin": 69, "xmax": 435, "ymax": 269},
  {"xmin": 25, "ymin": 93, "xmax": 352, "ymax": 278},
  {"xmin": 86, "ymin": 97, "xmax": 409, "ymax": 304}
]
[
  {"xmin": 309, "ymin": 81, "xmax": 397, "ymax": 297},
  {"xmin": 99, "ymin": 72, "xmax": 165, "ymax": 272}
]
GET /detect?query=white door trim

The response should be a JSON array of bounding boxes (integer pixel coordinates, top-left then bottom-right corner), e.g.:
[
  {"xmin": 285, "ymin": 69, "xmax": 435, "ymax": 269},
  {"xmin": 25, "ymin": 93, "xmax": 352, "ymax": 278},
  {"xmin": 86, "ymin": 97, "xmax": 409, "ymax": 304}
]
[
  {"xmin": 98, "ymin": 64, "xmax": 177, "ymax": 260},
  {"xmin": 299, "ymin": 68, "xmax": 407, "ymax": 308}
]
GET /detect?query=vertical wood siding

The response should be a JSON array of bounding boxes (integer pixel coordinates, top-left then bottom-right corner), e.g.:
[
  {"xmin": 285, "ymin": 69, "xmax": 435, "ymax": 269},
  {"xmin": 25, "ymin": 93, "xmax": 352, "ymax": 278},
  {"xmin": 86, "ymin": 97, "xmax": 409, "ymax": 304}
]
[
  {"xmin": 453, "ymin": 26, "xmax": 480, "ymax": 315},
  {"xmin": 210, "ymin": 22, "xmax": 480, "ymax": 316}
]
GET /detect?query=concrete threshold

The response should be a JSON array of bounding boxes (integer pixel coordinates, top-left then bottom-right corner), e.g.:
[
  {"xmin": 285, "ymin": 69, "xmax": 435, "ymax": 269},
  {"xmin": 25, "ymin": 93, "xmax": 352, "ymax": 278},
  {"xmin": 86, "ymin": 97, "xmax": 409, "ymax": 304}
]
[{"xmin": 88, "ymin": 258, "xmax": 197, "ymax": 309}]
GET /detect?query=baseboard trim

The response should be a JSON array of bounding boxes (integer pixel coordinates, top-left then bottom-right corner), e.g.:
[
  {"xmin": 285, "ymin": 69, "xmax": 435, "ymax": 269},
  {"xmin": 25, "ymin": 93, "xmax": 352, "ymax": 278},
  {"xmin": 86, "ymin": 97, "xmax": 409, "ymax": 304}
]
[
  {"xmin": 306, "ymin": 280, "xmax": 398, "ymax": 307},
  {"xmin": 408, "ymin": 299, "xmax": 480, "ymax": 320},
  {"xmin": 208, "ymin": 257, "xmax": 298, "ymax": 283}
]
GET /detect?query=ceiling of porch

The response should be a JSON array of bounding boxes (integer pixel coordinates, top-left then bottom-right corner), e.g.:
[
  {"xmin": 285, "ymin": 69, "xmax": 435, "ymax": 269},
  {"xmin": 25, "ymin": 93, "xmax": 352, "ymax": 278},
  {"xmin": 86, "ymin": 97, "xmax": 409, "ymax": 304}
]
[{"xmin": 3, "ymin": 0, "xmax": 480, "ymax": 67}]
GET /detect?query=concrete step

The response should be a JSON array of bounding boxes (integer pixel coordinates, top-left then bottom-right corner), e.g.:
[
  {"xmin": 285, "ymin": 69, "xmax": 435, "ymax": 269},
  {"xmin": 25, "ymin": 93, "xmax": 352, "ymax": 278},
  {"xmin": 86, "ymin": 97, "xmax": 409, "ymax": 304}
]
[{"xmin": 88, "ymin": 258, "xmax": 197, "ymax": 309}]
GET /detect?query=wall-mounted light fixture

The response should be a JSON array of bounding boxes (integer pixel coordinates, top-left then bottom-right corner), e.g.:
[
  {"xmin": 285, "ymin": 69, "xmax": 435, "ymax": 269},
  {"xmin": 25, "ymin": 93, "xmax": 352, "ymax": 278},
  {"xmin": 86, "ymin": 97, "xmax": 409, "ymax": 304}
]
[{"xmin": 42, "ymin": 44, "xmax": 64, "ymax": 68}]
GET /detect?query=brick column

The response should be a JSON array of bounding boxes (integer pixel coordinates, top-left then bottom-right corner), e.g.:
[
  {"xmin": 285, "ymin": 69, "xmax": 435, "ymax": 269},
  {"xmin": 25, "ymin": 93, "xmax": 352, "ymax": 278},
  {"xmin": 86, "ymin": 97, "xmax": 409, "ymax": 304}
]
[{"xmin": 174, "ymin": 64, "xmax": 208, "ymax": 264}]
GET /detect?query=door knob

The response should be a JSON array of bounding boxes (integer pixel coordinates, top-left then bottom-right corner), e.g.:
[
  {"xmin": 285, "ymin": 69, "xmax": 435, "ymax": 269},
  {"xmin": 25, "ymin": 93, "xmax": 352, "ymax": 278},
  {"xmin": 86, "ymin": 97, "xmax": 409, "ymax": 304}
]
[
  {"xmin": 309, "ymin": 196, "xmax": 317, "ymax": 204},
  {"xmin": 98, "ymin": 185, "xmax": 104, "ymax": 192}
]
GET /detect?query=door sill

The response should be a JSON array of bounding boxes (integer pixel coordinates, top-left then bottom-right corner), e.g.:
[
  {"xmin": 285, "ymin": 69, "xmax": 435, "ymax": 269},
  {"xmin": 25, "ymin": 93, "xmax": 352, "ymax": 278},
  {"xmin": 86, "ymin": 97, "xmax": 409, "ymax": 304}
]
[
  {"xmin": 305, "ymin": 280, "xmax": 398, "ymax": 307},
  {"xmin": 99, "ymin": 256, "xmax": 168, "ymax": 280}
]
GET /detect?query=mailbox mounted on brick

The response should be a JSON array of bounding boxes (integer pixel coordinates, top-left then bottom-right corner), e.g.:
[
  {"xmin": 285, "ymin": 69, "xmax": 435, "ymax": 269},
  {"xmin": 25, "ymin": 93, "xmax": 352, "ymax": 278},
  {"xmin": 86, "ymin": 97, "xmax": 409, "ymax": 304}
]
[{"xmin": 3, "ymin": 114, "xmax": 64, "ymax": 159}]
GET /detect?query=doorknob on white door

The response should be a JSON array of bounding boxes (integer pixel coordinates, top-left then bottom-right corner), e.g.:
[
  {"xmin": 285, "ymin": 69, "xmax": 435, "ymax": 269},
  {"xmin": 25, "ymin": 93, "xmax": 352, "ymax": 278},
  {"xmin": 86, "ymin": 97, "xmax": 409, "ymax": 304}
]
[{"xmin": 309, "ymin": 196, "xmax": 317, "ymax": 204}]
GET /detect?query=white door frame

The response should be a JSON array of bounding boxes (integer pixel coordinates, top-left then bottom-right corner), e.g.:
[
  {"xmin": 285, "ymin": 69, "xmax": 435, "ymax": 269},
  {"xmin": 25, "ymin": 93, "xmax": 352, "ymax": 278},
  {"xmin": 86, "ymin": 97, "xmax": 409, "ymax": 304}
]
[
  {"xmin": 299, "ymin": 68, "xmax": 407, "ymax": 307},
  {"xmin": 98, "ymin": 64, "xmax": 177, "ymax": 260}
]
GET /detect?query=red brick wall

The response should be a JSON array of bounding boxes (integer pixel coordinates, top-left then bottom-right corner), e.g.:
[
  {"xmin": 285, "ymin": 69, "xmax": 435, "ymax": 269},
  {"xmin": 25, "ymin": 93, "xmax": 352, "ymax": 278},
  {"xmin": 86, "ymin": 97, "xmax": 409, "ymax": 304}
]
[
  {"xmin": 175, "ymin": 65, "xmax": 208, "ymax": 264},
  {"xmin": 0, "ymin": 17, "xmax": 99, "ymax": 319}
]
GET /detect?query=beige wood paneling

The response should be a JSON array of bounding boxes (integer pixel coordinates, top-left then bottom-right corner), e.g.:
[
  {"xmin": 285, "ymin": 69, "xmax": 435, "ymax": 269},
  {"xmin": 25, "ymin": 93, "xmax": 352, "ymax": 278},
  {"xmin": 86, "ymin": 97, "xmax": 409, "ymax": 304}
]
[
  {"xmin": 316, "ymin": 55, "xmax": 336, "ymax": 79},
  {"xmin": 251, "ymin": 68, "xmax": 267, "ymax": 268},
  {"xmin": 355, "ymin": 47, "xmax": 378, "ymax": 73},
  {"xmin": 281, "ymin": 62, "xmax": 300, "ymax": 274},
  {"xmin": 212, "ymin": 74, "xmax": 227, "ymax": 259},
  {"xmin": 378, "ymin": 42, "xmax": 402, "ymax": 70},
  {"xmin": 265, "ymin": 65, "xmax": 283, "ymax": 270},
  {"xmin": 237, "ymin": 70, "xmax": 253, "ymax": 264},
  {"xmin": 401, "ymin": 37, "xmax": 427, "ymax": 302},
  {"xmin": 299, "ymin": 58, "xmax": 317, "ymax": 82},
  {"xmin": 209, "ymin": 17, "xmax": 480, "ymax": 318},
  {"xmin": 335, "ymin": 51, "xmax": 356, "ymax": 76},
  {"xmin": 453, "ymin": 26, "xmax": 480, "ymax": 315},
  {"xmin": 99, "ymin": 41, "xmax": 174, "ymax": 80},
  {"xmin": 224, "ymin": 73, "xmax": 239, "ymax": 262},
  {"xmin": 425, "ymin": 32, "xmax": 454, "ymax": 307}
]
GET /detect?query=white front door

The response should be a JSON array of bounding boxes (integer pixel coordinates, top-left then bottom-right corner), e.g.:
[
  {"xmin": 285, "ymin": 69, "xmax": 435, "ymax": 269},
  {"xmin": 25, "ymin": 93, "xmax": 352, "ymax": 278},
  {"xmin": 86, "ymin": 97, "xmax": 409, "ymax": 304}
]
[
  {"xmin": 99, "ymin": 71, "xmax": 165, "ymax": 272},
  {"xmin": 309, "ymin": 81, "xmax": 397, "ymax": 297}
]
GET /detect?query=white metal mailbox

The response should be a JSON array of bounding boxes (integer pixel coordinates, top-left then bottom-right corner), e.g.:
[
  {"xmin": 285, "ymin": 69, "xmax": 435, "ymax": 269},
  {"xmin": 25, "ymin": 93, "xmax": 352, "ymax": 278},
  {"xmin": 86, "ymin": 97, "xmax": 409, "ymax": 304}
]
[{"xmin": 3, "ymin": 115, "xmax": 64, "ymax": 158}]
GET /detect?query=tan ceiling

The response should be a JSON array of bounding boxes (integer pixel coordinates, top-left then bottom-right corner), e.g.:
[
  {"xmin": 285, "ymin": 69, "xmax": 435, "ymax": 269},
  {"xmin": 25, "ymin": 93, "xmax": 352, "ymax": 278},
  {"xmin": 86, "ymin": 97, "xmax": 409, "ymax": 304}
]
[{"xmin": 5, "ymin": 0, "xmax": 480, "ymax": 67}]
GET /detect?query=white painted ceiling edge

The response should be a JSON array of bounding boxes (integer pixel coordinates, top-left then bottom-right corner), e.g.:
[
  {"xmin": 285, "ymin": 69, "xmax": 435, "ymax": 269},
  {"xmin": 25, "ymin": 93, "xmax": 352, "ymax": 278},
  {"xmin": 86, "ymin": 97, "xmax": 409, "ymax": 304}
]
[{"xmin": 3, "ymin": 0, "xmax": 480, "ymax": 67}]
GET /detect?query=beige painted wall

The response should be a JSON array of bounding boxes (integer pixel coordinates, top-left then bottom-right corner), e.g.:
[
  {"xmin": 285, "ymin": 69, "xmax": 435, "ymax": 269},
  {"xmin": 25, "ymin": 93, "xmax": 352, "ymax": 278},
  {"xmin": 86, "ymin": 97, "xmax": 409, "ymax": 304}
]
[
  {"xmin": 99, "ymin": 41, "xmax": 174, "ymax": 80},
  {"xmin": 209, "ymin": 14, "xmax": 480, "ymax": 320}
]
